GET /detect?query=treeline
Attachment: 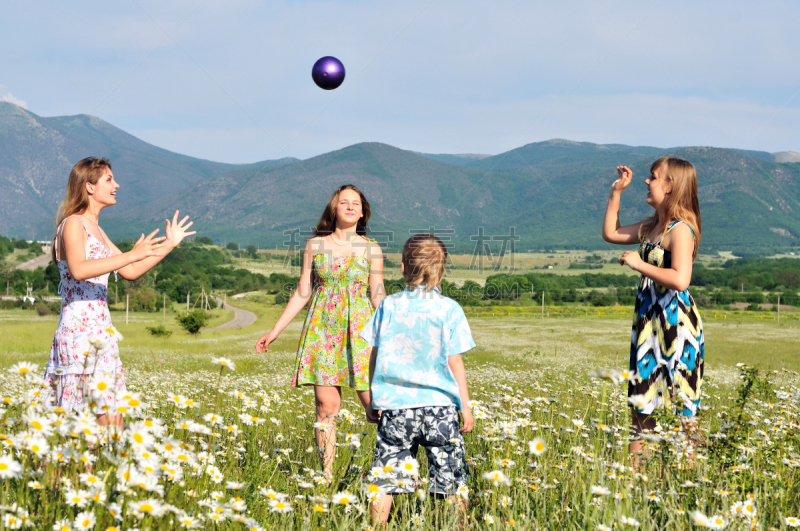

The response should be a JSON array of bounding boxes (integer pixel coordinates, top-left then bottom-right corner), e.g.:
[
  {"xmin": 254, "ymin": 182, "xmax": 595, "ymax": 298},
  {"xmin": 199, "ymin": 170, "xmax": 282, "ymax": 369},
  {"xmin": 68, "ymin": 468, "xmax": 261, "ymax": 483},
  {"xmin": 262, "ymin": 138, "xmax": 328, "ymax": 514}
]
[{"xmin": 0, "ymin": 235, "xmax": 44, "ymax": 261}]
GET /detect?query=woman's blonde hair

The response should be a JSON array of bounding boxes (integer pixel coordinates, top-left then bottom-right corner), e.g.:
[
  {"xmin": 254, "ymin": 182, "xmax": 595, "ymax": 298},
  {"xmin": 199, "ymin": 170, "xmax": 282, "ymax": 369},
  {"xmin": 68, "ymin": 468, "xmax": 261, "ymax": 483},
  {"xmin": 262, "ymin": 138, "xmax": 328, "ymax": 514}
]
[
  {"xmin": 52, "ymin": 157, "xmax": 112, "ymax": 262},
  {"xmin": 402, "ymin": 233, "xmax": 448, "ymax": 291},
  {"xmin": 638, "ymin": 156, "xmax": 702, "ymax": 259},
  {"xmin": 313, "ymin": 184, "xmax": 371, "ymax": 237}
]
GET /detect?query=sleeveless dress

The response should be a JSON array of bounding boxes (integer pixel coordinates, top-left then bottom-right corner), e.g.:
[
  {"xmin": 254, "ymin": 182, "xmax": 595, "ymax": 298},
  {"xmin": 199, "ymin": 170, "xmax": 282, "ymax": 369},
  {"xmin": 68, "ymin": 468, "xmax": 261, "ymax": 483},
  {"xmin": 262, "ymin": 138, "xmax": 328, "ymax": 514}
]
[
  {"xmin": 291, "ymin": 249, "xmax": 374, "ymax": 391},
  {"xmin": 628, "ymin": 220, "xmax": 704, "ymax": 417},
  {"xmin": 42, "ymin": 217, "xmax": 127, "ymax": 415}
]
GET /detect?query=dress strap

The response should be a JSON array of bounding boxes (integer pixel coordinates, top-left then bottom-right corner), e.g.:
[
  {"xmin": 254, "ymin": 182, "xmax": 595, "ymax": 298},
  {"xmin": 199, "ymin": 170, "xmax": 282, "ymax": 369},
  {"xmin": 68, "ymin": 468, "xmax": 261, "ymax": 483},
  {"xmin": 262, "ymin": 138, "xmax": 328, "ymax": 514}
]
[
  {"xmin": 658, "ymin": 220, "xmax": 696, "ymax": 245},
  {"xmin": 55, "ymin": 215, "xmax": 88, "ymax": 260}
]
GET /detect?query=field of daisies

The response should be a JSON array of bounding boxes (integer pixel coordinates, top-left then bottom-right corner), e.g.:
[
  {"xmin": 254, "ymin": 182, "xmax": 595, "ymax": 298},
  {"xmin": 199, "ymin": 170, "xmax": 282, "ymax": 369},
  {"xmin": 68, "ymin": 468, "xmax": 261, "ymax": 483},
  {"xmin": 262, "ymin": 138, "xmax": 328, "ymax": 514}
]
[{"xmin": 1, "ymin": 306, "xmax": 799, "ymax": 530}]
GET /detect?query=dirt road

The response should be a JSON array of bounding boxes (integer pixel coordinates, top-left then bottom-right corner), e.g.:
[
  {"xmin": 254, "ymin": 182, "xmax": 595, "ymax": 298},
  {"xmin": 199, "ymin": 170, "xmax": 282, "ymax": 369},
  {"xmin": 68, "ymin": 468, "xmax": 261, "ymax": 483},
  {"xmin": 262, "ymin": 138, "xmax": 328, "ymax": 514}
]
[
  {"xmin": 208, "ymin": 296, "xmax": 258, "ymax": 330},
  {"xmin": 15, "ymin": 254, "xmax": 51, "ymax": 271}
]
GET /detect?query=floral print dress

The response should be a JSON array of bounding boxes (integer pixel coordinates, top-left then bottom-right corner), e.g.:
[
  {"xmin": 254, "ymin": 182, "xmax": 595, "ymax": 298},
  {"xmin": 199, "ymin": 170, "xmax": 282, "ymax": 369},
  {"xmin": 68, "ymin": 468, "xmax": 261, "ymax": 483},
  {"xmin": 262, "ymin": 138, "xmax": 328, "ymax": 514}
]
[
  {"xmin": 43, "ymin": 216, "xmax": 127, "ymax": 415},
  {"xmin": 291, "ymin": 252, "xmax": 374, "ymax": 390}
]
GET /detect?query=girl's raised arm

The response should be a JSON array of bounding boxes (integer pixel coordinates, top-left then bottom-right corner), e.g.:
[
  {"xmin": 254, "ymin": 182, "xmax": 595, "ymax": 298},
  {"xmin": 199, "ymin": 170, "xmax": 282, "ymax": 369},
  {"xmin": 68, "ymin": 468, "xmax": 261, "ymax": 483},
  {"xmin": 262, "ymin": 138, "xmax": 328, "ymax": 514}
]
[
  {"xmin": 255, "ymin": 237, "xmax": 319, "ymax": 353},
  {"xmin": 61, "ymin": 216, "xmax": 164, "ymax": 281},
  {"xmin": 602, "ymin": 165, "xmax": 643, "ymax": 245}
]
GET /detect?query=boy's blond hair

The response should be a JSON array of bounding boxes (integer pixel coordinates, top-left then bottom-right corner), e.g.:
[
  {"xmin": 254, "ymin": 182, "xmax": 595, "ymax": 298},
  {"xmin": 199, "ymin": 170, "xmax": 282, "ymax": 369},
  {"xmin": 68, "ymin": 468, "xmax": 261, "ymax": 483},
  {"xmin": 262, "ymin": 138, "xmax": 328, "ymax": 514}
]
[{"xmin": 401, "ymin": 233, "xmax": 447, "ymax": 291}]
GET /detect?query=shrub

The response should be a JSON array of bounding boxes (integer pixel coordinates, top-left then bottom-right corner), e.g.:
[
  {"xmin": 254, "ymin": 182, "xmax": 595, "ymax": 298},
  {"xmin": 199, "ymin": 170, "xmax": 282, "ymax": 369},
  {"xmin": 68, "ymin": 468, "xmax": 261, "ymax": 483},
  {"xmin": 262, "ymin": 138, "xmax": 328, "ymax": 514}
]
[
  {"xmin": 226, "ymin": 242, "xmax": 239, "ymax": 251},
  {"xmin": 177, "ymin": 310, "xmax": 208, "ymax": 334},
  {"xmin": 35, "ymin": 302, "xmax": 51, "ymax": 316},
  {"xmin": 146, "ymin": 325, "xmax": 173, "ymax": 337},
  {"xmin": 195, "ymin": 236, "xmax": 214, "ymax": 245}
]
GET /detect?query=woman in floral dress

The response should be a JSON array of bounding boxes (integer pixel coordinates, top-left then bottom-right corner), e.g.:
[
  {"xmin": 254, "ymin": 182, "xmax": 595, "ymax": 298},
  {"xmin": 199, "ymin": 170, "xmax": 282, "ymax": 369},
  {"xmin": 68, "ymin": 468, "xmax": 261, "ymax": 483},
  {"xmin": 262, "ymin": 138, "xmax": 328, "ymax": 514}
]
[
  {"xmin": 44, "ymin": 157, "xmax": 195, "ymax": 428},
  {"xmin": 256, "ymin": 184, "xmax": 384, "ymax": 478}
]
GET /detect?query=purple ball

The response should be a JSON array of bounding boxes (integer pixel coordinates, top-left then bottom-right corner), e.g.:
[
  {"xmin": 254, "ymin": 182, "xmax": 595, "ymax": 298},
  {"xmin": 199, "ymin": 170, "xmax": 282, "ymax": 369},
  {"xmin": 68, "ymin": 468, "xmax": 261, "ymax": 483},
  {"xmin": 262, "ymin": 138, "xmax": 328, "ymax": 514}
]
[{"xmin": 311, "ymin": 56, "xmax": 345, "ymax": 90}]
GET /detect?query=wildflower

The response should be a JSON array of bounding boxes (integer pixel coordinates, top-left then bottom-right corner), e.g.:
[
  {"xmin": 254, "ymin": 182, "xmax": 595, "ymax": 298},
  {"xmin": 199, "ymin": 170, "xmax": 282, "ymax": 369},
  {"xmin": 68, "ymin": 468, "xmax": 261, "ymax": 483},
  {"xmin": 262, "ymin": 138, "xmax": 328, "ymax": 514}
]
[
  {"xmin": 78, "ymin": 473, "xmax": 101, "ymax": 488},
  {"xmin": 269, "ymin": 499, "xmax": 293, "ymax": 513},
  {"xmin": 64, "ymin": 489, "xmax": 89, "ymax": 508},
  {"xmin": 332, "ymin": 491, "xmax": 355, "ymax": 505},
  {"xmin": 204, "ymin": 412, "xmax": 223, "ymax": 425},
  {"xmin": 529, "ymin": 438, "xmax": 546, "ymax": 455},
  {"xmin": 52, "ymin": 518, "xmax": 72, "ymax": 531},
  {"xmin": 130, "ymin": 499, "xmax": 167, "ymax": 518},
  {"xmin": 410, "ymin": 513, "xmax": 425, "ymax": 528},
  {"xmin": 398, "ymin": 456, "xmax": 420, "ymax": 476},
  {"xmin": 23, "ymin": 410, "xmax": 53, "ymax": 436},
  {"xmin": 212, "ymin": 357, "xmax": 236, "ymax": 371},
  {"xmin": 591, "ymin": 485, "xmax": 610, "ymax": 496},
  {"xmin": 706, "ymin": 515, "xmax": 726, "ymax": 529},
  {"xmin": 73, "ymin": 511, "xmax": 96, "ymax": 530},
  {"xmin": 9, "ymin": 361, "xmax": 38, "ymax": 376},
  {"xmin": 786, "ymin": 517, "xmax": 800, "ymax": 527},
  {"xmin": 313, "ymin": 503, "xmax": 329, "ymax": 513},
  {"xmin": 178, "ymin": 514, "xmax": 201, "ymax": 528},
  {"xmin": 25, "ymin": 435, "xmax": 49, "ymax": 457},
  {"xmin": 482, "ymin": 470, "xmax": 511, "ymax": 486},
  {"xmin": 628, "ymin": 395, "xmax": 649, "ymax": 409},
  {"xmin": 692, "ymin": 511, "xmax": 710, "ymax": 527},
  {"xmin": 500, "ymin": 495, "xmax": 512, "ymax": 507},
  {"xmin": 620, "ymin": 515, "xmax": 640, "ymax": 527},
  {"xmin": 496, "ymin": 458, "xmax": 515, "ymax": 468},
  {"xmin": 456, "ymin": 484, "xmax": 469, "ymax": 499},
  {"xmin": 484, "ymin": 515, "xmax": 495, "ymax": 524}
]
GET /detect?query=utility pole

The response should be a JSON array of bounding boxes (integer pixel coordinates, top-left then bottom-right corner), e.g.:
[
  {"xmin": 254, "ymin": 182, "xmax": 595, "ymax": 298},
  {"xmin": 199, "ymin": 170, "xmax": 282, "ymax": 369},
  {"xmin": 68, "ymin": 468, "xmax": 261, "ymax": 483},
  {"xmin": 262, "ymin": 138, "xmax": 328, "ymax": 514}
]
[
  {"xmin": 125, "ymin": 293, "xmax": 129, "ymax": 325},
  {"xmin": 541, "ymin": 291, "xmax": 545, "ymax": 320},
  {"xmin": 186, "ymin": 292, "xmax": 190, "ymax": 311},
  {"xmin": 778, "ymin": 294, "xmax": 781, "ymax": 322}
]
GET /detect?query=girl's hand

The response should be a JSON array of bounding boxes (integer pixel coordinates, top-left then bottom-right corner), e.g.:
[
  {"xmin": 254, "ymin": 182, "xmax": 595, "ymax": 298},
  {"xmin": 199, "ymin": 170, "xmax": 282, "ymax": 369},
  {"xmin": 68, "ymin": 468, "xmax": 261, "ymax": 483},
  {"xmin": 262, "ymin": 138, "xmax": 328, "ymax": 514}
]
[
  {"xmin": 611, "ymin": 166, "xmax": 633, "ymax": 193},
  {"xmin": 255, "ymin": 330, "xmax": 279, "ymax": 353},
  {"xmin": 460, "ymin": 407, "xmax": 474, "ymax": 433},
  {"xmin": 164, "ymin": 210, "xmax": 197, "ymax": 248},
  {"xmin": 619, "ymin": 250, "xmax": 643, "ymax": 271},
  {"xmin": 129, "ymin": 230, "xmax": 167, "ymax": 261}
]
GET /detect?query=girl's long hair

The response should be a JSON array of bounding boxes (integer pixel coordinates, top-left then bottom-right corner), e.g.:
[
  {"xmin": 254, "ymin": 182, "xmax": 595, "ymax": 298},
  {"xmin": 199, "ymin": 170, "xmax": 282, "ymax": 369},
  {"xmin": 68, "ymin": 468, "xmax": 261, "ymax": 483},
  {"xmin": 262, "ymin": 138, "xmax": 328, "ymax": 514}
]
[
  {"xmin": 312, "ymin": 184, "xmax": 371, "ymax": 237},
  {"xmin": 52, "ymin": 157, "xmax": 112, "ymax": 263},
  {"xmin": 638, "ymin": 156, "xmax": 702, "ymax": 259}
]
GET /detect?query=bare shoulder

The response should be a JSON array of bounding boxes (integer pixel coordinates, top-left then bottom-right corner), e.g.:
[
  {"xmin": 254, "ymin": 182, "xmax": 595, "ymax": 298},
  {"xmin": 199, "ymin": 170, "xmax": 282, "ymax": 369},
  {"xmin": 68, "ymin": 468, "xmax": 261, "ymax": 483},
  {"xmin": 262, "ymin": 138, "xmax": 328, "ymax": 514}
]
[
  {"xmin": 305, "ymin": 236, "xmax": 325, "ymax": 253},
  {"xmin": 662, "ymin": 221, "xmax": 694, "ymax": 251},
  {"xmin": 365, "ymin": 238, "xmax": 383, "ymax": 261}
]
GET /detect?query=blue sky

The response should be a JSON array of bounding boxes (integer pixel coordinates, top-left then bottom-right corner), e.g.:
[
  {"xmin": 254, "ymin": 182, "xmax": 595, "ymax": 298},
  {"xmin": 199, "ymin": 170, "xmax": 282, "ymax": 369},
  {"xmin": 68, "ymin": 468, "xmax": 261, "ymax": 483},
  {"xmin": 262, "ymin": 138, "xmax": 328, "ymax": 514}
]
[{"xmin": 1, "ymin": 1, "xmax": 798, "ymax": 163}]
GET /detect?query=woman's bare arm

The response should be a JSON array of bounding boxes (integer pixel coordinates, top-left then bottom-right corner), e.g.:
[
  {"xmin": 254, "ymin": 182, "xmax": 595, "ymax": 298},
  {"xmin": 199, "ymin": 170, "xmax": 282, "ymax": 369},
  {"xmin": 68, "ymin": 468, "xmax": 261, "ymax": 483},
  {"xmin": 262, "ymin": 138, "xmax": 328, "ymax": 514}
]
[
  {"xmin": 620, "ymin": 223, "xmax": 694, "ymax": 291},
  {"xmin": 367, "ymin": 241, "xmax": 385, "ymax": 309},
  {"xmin": 255, "ymin": 238, "xmax": 319, "ymax": 352},
  {"xmin": 61, "ymin": 217, "xmax": 164, "ymax": 281},
  {"xmin": 103, "ymin": 211, "xmax": 196, "ymax": 281},
  {"xmin": 602, "ymin": 166, "xmax": 643, "ymax": 245}
]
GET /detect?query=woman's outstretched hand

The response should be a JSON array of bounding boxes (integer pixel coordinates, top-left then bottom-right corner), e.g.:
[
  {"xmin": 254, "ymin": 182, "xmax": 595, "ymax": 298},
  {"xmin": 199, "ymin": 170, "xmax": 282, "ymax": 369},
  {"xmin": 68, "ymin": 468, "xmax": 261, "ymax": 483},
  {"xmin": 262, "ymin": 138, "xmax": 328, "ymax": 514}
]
[
  {"xmin": 611, "ymin": 166, "xmax": 633, "ymax": 193},
  {"xmin": 256, "ymin": 330, "xmax": 279, "ymax": 353},
  {"xmin": 165, "ymin": 210, "xmax": 197, "ymax": 248},
  {"xmin": 130, "ymin": 230, "xmax": 167, "ymax": 261}
]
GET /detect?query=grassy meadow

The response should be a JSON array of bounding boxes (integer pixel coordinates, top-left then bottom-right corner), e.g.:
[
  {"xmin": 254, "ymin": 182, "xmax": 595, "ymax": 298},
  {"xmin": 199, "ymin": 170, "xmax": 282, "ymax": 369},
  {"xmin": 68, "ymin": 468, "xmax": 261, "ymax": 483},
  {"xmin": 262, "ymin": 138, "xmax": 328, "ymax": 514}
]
[{"xmin": 1, "ymin": 296, "xmax": 799, "ymax": 530}]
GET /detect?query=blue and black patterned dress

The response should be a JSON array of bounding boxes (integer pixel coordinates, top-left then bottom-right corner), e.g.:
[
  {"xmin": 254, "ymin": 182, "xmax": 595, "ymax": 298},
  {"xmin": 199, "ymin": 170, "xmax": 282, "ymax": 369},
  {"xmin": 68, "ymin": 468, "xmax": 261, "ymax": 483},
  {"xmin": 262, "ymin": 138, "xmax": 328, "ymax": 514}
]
[{"xmin": 629, "ymin": 220, "xmax": 704, "ymax": 417}]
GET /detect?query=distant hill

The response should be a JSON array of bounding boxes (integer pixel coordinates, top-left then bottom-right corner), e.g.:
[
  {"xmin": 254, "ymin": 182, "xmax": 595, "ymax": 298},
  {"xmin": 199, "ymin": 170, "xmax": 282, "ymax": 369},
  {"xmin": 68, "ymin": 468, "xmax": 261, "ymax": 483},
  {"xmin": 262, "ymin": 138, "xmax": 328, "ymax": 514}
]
[
  {"xmin": 2, "ymin": 103, "xmax": 798, "ymax": 253},
  {"xmin": 109, "ymin": 141, "xmax": 800, "ymax": 253},
  {"xmin": 0, "ymin": 102, "xmax": 296, "ymax": 239},
  {"xmin": 415, "ymin": 152, "xmax": 491, "ymax": 166}
]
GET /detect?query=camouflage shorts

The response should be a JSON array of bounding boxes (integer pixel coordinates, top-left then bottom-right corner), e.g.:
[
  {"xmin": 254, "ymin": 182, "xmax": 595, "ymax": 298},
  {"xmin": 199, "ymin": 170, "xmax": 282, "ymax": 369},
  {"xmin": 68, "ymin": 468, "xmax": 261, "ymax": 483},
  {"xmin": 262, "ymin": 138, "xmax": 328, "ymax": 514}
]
[{"xmin": 371, "ymin": 405, "xmax": 468, "ymax": 495}]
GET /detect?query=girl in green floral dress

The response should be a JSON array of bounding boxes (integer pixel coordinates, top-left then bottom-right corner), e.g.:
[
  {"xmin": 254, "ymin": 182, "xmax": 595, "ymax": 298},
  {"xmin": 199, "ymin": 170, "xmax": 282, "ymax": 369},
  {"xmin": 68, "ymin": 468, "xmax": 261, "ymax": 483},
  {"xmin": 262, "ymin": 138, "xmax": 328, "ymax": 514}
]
[{"xmin": 256, "ymin": 185, "xmax": 384, "ymax": 478}]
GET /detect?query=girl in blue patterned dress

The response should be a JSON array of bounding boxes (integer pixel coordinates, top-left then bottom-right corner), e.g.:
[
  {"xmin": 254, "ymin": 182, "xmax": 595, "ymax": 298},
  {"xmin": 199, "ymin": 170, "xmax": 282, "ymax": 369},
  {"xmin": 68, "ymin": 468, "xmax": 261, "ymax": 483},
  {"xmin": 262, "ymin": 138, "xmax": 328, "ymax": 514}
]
[{"xmin": 602, "ymin": 157, "xmax": 704, "ymax": 458}]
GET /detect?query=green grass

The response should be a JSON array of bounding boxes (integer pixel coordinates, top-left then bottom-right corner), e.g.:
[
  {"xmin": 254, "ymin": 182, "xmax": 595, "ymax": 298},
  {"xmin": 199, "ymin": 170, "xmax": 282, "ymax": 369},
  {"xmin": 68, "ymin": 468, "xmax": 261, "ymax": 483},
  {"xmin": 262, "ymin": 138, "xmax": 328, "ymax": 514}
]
[{"xmin": 0, "ymin": 304, "xmax": 799, "ymax": 529}]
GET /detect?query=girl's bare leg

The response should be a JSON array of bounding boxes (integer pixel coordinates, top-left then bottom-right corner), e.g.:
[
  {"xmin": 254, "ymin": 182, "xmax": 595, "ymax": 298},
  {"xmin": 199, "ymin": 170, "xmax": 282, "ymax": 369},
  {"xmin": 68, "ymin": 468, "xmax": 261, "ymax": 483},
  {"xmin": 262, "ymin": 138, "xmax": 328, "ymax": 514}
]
[
  {"xmin": 96, "ymin": 412, "xmax": 124, "ymax": 429},
  {"xmin": 314, "ymin": 385, "xmax": 342, "ymax": 480},
  {"xmin": 628, "ymin": 411, "xmax": 656, "ymax": 469}
]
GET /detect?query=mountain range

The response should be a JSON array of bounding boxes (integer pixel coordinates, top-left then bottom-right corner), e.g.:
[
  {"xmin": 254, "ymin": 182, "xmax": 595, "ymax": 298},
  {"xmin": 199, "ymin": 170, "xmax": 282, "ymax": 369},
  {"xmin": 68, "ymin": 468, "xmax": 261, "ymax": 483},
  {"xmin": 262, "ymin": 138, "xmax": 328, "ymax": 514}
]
[{"xmin": 1, "ymin": 102, "xmax": 799, "ymax": 254}]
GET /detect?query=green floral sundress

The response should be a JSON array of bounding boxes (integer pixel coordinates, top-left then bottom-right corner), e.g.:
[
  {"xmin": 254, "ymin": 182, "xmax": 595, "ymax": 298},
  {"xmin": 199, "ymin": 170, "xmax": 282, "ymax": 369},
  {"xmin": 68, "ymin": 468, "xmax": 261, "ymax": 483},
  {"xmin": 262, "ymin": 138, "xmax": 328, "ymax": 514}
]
[{"xmin": 291, "ymin": 252, "xmax": 373, "ymax": 390}]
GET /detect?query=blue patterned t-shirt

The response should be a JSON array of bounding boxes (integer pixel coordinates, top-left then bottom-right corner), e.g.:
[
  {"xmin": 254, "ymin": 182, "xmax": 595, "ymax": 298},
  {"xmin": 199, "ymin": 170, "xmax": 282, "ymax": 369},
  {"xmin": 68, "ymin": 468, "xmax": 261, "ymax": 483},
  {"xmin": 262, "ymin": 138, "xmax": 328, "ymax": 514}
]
[{"xmin": 360, "ymin": 286, "xmax": 476, "ymax": 411}]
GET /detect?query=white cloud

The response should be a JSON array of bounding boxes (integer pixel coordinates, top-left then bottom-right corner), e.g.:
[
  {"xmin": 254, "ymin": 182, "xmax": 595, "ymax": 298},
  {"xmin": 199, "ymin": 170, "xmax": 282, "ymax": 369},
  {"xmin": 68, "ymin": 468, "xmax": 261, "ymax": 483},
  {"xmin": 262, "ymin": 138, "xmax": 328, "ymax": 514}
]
[{"xmin": 0, "ymin": 86, "xmax": 27, "ymax": 108}]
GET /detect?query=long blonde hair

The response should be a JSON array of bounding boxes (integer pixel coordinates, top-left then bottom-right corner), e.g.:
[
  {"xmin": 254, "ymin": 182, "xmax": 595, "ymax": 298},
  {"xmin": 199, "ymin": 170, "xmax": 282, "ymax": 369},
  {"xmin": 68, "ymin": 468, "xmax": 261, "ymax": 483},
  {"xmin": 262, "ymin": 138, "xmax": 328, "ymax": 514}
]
[
  {"xmin": 402, "ymin": 233, "xmax": 448, "ymax": 291},
  {"xmin": 638, "ymin": 156, "xmax": 702, "ymax": 259},
  {"xmin": 312, "ymin": 184, "xmax": 371, "ymax": 237},
  {"xmin": 52, "ymin": 157, "xmax": 112, "ymax": 262}
]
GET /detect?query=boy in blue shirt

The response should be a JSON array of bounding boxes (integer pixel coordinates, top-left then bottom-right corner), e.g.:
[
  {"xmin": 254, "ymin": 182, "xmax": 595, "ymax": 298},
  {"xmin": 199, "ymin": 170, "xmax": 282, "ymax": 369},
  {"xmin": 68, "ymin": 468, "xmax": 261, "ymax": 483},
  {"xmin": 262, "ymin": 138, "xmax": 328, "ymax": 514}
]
[{"xmin": 360, "ymin": 233, "xmax": 475, "ymax": 524}]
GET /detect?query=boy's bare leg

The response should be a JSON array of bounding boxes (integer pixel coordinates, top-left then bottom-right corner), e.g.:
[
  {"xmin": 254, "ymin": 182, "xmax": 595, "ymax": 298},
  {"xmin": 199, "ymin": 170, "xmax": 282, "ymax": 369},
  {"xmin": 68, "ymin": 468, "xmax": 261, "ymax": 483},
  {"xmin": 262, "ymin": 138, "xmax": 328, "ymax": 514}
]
[
  {"xmin": 371, "ymin": 494, "xmax": 393, "ymax": 524},
  {"xmin": 314, "ymin": 385, "xmax": 342, "ymax": 481}
]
